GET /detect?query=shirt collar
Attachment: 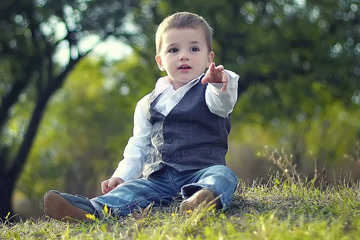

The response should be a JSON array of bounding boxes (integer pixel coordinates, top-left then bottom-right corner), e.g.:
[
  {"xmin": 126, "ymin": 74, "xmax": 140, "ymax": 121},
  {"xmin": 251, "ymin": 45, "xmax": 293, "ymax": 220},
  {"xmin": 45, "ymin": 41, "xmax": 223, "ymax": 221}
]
[{"xmin": 154, "ymin": 73, "xmax": 205, "ymax": 97}]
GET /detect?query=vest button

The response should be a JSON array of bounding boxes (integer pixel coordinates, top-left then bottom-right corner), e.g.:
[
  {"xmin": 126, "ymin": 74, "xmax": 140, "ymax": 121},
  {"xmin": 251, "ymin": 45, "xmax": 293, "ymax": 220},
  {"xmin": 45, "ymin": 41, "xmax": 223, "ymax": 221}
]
[
  {"xmin": 163, "ymin": 157, "xmax": 169, "ymax": 161},
  {"xmin": 166, "ymin": 139, "xmax": 173, "ymax": 144}
]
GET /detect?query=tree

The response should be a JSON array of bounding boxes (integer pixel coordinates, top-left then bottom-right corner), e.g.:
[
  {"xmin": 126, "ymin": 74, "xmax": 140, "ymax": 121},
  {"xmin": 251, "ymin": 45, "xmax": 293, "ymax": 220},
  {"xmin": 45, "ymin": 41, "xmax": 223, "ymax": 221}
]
[{"xmin": 0, "ymin": 0, "xmax": 141, "ymax": 219}]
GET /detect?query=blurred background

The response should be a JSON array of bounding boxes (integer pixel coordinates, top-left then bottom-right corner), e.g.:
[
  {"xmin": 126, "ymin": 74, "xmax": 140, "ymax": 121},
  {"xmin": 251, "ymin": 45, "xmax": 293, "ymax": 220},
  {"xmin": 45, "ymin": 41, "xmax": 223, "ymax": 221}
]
[{"xmin": 0, "ymin": 0, "xmax": 359, "ymax": 219}]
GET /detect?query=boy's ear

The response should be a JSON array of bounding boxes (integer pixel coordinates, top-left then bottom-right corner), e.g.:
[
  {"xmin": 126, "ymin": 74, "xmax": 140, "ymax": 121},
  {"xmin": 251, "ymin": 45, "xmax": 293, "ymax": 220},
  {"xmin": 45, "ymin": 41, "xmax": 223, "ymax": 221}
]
[
  {"xmin": 207, "ymin": 51, "xmax": 215, "ymax": 68},
  {"xmin": 155, "ymin": 55, "xmax": 165, "ymax": 71}
]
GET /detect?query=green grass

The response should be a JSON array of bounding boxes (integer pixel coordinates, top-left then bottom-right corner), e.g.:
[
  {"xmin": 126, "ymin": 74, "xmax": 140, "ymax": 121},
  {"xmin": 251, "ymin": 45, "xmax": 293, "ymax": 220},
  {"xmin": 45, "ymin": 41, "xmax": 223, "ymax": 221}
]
[{"xmin": 1, "ymin": 177, "xmax": 360, "ymax": 240}]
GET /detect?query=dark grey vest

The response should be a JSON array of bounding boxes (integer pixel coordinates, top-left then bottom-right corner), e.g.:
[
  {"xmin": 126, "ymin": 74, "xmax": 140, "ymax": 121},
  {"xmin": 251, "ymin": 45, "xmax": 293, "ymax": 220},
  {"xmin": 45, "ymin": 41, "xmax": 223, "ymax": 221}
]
[{"xmin": 143, "ymin": 80, "xmax": 231, "ymax": 177}]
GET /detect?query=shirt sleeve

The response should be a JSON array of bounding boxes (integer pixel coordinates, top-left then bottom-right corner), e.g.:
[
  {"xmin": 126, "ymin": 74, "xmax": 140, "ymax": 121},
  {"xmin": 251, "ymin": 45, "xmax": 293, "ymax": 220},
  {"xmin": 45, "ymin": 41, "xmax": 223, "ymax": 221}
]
[
  {"xmin": 205, "ymin": 70, "xmax": 240, "ymax": 118},
  {"xmin": 111, "ymin": 95, "xmax": 152, "ymax": 181}
]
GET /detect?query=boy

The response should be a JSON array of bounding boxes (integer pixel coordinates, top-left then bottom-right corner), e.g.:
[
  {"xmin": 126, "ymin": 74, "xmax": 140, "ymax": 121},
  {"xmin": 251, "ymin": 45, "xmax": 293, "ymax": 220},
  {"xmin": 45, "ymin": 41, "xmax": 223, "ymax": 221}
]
[{"xmin": 44, "ymin": 11, "xmax": 239, "ymax": 221}]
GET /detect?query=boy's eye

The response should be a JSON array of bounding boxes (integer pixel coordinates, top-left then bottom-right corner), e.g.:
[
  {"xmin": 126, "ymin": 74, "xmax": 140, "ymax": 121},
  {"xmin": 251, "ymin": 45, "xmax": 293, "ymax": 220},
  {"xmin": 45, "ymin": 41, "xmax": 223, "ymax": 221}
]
[
  {"xmin": 190, "ymin": 47, "xmax": 200, "ymax": 52},
  {"xmin": 169, "ymin": 48, "xmax": 178, "ymax": 53}
]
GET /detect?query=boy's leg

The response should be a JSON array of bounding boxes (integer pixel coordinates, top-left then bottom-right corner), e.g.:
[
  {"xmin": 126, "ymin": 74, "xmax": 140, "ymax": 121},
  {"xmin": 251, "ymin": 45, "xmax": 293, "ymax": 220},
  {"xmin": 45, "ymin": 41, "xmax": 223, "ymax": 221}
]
[
  {"xmin": 44, "ymin": 166, "xmax": 179, "ymax": 221},
  {"xmin": 91, "ymin": 174, "xmax": 178, "ymax": 218},
  {"xmin": 180, "ymin": 165, "xmax": 238, "ymax": 212}
]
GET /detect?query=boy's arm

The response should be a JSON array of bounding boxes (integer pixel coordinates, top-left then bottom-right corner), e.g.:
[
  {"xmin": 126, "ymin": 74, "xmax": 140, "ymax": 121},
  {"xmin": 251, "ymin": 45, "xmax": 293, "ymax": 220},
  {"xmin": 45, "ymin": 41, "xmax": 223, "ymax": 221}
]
[
  {"xmin": 202, "ymin": 62, "xmax": 239, "ymax": 118},
  {"xmin": 111, "ymin": 95, "xmax": 152, "ymax": 181}
]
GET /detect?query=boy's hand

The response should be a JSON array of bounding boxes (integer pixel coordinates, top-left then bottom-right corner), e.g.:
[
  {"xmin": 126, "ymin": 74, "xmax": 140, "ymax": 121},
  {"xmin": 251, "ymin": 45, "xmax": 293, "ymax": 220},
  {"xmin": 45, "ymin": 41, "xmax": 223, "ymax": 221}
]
[
  {"xmin": 202, "ymin": 62, "xmax": 228, "ymax": 91},
  {"xmin": 101, "ymin": 177, "xmax": 125, "ymax": 194}
]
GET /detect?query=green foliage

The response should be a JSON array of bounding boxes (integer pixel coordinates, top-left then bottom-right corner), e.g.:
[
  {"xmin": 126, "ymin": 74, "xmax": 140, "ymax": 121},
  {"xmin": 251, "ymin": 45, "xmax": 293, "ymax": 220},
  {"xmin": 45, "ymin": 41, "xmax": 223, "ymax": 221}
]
[
  {"xmin": 0, "ymin": 0, "xmax": 142, "ymax": 162},
  {"xmin": 18, "ymin": 48, "xmax": 160, "ymax": 201},
  {"xmin": 0, "ymin": 0, "xmax": 145, "ymax": 218},
  {"xmin": 230, "ymin": 97, "xmax": 360, "ymax": 178},
  {"xmin": 19, "ymin": 56, "xmax": 132, "ymax": 198}
]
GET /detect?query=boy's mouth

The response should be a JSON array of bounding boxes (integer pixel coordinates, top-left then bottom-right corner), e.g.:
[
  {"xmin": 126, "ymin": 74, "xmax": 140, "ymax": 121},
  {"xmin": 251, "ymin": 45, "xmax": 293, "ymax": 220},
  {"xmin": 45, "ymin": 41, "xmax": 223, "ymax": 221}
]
[{"xmin": 178, "ymin": 65, "xmax": 191, "ymax": 69}]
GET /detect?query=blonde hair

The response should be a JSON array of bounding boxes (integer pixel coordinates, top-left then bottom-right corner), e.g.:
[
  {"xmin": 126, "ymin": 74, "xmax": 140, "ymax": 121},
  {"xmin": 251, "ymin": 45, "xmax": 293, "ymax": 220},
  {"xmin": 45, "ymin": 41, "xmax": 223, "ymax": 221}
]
[{"xmin": 155, "ymin": 12, "xmax": 213, "ymax": 54}]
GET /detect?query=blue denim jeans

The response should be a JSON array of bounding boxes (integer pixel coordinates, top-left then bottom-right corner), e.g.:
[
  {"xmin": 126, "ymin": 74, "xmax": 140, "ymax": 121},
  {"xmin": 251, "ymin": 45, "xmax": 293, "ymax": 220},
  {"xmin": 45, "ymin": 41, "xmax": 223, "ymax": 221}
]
[{"xmin": 91, "ymin": 165, "xmax": 238, "ymax": 217}]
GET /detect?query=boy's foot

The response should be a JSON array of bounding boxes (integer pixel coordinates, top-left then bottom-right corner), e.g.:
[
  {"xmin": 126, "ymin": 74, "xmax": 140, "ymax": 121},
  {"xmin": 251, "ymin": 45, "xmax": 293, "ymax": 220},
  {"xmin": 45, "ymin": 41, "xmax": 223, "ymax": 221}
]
[
  {"xmin": 180, "ymin": 189, "xmax": 220, "ymax": 215},
  {"xmin": 43, "ymin": 190, "xmax": 97, "ymax": 222}
]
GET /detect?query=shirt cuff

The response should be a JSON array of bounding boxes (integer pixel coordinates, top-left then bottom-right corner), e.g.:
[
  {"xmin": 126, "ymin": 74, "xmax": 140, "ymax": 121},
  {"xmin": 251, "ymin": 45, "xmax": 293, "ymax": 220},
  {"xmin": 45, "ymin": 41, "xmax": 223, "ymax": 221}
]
[{"xmin": 111, "ymin": 162, "xmax": 138, "ymax": 182}]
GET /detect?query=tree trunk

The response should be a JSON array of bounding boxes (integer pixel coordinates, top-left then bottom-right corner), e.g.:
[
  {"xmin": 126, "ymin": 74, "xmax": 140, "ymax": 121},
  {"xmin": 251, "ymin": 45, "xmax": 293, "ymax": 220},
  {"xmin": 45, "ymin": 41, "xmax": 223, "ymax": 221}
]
[
  {"xmin": 0, "ymin": 171, "xmax": 17, "ymax": 221},
  {"xmin": 0, "ymin": 95, "xmax": 49, "ymax": 221},
  {"xmin": 0, "ymin": 80, "xmax": 29, "ymax": 132},
  {"xmin": 0, "ymin": 57, "xmax": 81, "ymax": 220},
  {"xmin": 10, "ymin": 94, "xmax": 50, "ymax": 182}
]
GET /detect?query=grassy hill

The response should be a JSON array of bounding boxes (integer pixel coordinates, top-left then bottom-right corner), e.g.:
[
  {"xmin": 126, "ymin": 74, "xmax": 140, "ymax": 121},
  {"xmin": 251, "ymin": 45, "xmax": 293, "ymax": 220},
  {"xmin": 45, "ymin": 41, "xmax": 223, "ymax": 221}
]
[{"xmin": 1, "ymin": 176, "xmax": 360, "ymax": 239}]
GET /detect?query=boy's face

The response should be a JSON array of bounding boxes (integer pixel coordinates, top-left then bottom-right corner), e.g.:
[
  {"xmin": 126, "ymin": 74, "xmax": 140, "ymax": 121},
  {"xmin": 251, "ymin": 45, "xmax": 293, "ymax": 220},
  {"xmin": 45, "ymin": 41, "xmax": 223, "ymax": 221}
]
[{"xmin": 155, "ymin": 27, "xmax": 214, "ymax": 89}]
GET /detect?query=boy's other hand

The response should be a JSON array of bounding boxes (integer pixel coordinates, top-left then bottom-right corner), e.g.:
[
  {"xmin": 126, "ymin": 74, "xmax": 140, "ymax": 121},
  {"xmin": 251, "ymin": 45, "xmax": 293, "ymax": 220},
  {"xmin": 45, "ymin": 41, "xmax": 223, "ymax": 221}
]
[
  {"xmin": 202, "ymin": 62, "xmax": 228, "ymax": 91},
  {"xmin": 101, "ymin": 177, "xmax": 125, "ymax": 194}
]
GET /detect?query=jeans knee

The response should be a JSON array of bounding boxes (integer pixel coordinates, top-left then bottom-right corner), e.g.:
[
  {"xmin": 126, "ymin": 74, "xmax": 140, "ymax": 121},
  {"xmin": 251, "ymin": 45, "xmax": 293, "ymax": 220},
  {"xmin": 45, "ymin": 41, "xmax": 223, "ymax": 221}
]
[{"xmin": 212, "ymin": 165, "xmax": 238, "ymax": 182}]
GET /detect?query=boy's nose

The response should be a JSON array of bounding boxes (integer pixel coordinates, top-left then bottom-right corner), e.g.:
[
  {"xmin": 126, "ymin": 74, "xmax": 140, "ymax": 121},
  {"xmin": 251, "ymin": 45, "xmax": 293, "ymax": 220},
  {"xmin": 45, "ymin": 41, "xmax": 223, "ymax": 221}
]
[{"xmin": 179, "ymin": 52, "xmax": 189, "ymax": 60}]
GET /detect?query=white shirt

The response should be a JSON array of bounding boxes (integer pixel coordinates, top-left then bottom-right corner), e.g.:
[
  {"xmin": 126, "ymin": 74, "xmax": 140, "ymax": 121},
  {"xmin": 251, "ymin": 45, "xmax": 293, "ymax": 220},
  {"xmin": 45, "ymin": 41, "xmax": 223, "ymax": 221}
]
[{"xmin": 111, "ymin": 70, "xmax": 239, "ymax": 181}]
